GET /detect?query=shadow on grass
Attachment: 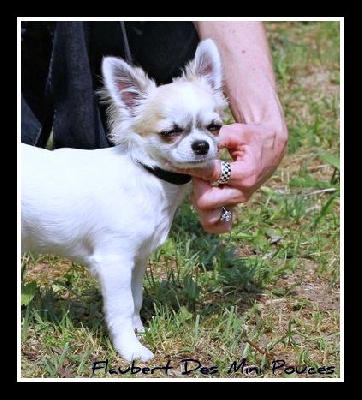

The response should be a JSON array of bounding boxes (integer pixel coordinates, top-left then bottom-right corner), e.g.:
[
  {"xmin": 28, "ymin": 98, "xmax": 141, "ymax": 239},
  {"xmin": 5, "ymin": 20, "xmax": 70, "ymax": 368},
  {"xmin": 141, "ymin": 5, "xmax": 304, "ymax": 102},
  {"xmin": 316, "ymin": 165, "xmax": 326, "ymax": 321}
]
[{"xmin": 21, "ymin": 279, "xmax": 107, "ymax": 335}]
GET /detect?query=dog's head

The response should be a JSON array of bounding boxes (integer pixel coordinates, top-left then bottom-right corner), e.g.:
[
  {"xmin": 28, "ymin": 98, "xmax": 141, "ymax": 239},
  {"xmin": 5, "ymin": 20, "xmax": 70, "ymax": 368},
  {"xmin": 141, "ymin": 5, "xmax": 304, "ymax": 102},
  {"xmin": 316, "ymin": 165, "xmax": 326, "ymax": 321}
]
[{"xmin": 101, "ymin": 39, "xmax": 228, "ymax": 169}]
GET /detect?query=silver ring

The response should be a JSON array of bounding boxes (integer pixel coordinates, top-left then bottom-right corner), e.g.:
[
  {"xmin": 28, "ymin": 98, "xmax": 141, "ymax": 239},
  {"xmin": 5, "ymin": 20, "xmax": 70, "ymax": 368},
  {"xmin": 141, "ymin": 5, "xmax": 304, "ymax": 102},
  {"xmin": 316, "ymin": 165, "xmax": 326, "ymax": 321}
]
[
  {"xmin": 220, "ymin": 206, "xmax": 232, "ymax": 223},
  {"xmin": 212, "ymin": 161, "xmax": 231, "ymax": 186}
]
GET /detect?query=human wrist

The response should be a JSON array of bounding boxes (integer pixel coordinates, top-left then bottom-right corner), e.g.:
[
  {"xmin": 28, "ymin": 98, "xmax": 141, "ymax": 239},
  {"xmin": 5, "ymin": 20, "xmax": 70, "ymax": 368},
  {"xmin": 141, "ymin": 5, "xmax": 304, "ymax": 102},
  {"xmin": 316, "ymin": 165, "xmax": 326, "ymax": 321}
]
[{"xmin": 227, "ymin": 73, "xmax": 283, "ymax": 125}]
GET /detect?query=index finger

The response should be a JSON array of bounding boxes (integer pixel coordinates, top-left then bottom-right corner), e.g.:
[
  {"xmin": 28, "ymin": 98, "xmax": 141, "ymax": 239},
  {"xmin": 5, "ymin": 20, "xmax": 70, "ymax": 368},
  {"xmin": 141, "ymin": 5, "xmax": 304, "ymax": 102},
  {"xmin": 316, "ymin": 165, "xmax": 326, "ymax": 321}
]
[
  {"xmin": 218, "ymin": 124, "xmax": 254, "ymax": 160},
  {"xmin": 167, "ymin": 159, "xmax": 222, "ymax": 182}
]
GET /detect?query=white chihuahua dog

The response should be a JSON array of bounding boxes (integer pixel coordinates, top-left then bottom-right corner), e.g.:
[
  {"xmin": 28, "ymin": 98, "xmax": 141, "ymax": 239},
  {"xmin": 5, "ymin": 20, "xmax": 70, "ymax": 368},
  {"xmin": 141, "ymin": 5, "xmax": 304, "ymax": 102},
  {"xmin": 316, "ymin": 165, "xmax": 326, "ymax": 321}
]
[{"xmin": 21, "ymin": 39, "xmax": 227, "ymax": 362}]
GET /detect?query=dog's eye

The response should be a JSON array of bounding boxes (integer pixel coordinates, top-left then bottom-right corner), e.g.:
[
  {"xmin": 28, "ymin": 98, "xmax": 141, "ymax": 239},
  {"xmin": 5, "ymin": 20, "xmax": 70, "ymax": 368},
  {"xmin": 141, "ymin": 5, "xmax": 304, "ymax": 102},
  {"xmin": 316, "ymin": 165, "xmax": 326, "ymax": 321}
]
[
  {"xmin": 207, "ymin": 124, "xmax": 222, "ymax": 134},
  {"xmin": 159, "ymin": 128, "xmax": 183, "ymax": 138}
]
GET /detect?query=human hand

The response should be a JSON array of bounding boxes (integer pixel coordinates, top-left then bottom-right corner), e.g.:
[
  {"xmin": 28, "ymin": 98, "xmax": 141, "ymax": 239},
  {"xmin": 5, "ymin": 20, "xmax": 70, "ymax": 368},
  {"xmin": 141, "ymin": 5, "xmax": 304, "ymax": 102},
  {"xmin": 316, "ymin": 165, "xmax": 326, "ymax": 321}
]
[{"xmin": 176, "ymin": 122, "xmax": 288, "ymax": 233}]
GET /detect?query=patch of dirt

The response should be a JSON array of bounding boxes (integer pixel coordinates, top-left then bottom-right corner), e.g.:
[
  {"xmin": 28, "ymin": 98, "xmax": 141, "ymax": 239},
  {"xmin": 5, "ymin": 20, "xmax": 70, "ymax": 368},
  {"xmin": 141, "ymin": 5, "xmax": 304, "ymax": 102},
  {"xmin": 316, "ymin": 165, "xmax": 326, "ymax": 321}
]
[
  {"xmin": 298, "ymin": 66, "xmax": 339, "ymax": 97},
  {"xmin": 272, "ymin": 261, "xmax": 340, "ymax": 312},
  {"xmin": 294, "ymin": 272, "xmax": 339, "ymax": 312},
  {"xmin": 22, "ymin": 255, "xmax": 87, "ymax": 286}
]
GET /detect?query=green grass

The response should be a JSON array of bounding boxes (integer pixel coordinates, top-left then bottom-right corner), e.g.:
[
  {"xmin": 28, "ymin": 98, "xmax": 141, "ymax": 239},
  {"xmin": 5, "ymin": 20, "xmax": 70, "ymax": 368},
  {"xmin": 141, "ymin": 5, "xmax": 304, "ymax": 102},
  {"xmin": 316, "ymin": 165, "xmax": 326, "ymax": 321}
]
[{"xmin": 20, "ymin": 21, "xmax": 341, "ymax": 380}]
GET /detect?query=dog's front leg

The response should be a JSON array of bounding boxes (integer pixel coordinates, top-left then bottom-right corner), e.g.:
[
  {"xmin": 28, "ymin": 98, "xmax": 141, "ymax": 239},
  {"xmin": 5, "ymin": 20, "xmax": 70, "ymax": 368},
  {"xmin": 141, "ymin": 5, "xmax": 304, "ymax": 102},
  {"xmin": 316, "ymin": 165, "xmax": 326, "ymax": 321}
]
[{"xmin": 96, "ymin": 256, "xmax": 154, "ymax": 362}]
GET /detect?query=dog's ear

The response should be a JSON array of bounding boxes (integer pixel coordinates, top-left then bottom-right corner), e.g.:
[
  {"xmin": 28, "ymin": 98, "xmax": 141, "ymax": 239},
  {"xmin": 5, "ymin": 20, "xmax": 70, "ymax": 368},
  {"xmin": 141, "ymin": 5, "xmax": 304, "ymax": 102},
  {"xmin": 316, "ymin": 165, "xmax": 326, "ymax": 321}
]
[
  {"xmin": 101, "ymin": 57, "xmax": 155, "ymax": 114},
  {"xmin": 184, "ymin": 38, "xmax": 223, "ymax": 91}
]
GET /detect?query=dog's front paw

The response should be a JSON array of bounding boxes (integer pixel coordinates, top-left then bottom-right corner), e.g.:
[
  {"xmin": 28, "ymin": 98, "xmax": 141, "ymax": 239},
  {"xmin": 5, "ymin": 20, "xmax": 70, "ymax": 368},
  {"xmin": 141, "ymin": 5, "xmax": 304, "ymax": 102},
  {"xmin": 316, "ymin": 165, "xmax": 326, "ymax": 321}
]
[
  {"xmin": 113, "ymin": 332, "xmax": 154, "ymax": 361},
  {"xmin": 120, "ymin": 342, "xmax": 154, "ymax": 362}
]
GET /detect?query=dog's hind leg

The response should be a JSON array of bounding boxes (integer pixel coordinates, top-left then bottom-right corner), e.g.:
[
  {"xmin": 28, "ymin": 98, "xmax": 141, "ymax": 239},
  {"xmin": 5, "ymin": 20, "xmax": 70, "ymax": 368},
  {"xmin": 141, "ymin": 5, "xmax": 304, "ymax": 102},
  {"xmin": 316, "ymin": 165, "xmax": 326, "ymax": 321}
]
[
  {"xmin": 131, "ymin": 257, "xmax": 148, "ymax": 333},
  {"xmin": 95, "ymin": 255, "xmax": 154, "ymax": 362}
]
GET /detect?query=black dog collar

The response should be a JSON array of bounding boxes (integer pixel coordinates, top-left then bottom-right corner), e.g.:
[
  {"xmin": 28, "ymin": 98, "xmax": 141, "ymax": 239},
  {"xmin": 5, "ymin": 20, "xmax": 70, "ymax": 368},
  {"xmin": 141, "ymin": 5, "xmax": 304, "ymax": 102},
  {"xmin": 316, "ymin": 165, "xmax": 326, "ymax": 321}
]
[{"xmin": 135, "ymin": 160, "xmax": 191, "ymax": 185}]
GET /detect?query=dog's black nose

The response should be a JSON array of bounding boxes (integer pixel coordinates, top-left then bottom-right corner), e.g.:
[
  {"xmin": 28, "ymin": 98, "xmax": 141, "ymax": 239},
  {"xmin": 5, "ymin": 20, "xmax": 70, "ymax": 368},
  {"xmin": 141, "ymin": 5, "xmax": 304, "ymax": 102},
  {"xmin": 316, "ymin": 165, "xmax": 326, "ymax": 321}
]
[{"xmin": 192, "ymin": 140, "xmax": 210, "ymax": 155}]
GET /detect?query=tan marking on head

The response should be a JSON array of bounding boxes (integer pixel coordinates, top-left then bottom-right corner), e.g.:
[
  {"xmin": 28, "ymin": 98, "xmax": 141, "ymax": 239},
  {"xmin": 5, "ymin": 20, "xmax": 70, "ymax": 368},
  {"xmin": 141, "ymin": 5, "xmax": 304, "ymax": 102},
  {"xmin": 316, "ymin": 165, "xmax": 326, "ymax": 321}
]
[{"xmin": 133, "ymin": 81, "xmax": 219, "ymax": 138}]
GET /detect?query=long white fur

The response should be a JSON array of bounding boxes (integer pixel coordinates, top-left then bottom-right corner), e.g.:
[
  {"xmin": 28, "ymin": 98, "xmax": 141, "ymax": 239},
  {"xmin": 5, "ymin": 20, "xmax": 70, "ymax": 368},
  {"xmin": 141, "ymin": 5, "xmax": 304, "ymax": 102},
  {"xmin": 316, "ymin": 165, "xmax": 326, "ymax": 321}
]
[{"xmin": 21, "ymin": 39, "xmax": 227, "ymax": 362}]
